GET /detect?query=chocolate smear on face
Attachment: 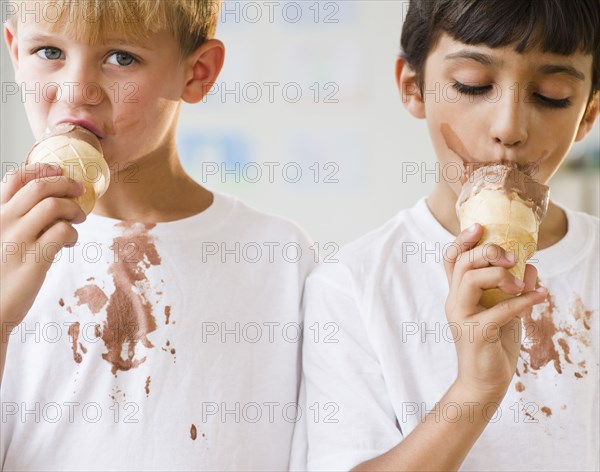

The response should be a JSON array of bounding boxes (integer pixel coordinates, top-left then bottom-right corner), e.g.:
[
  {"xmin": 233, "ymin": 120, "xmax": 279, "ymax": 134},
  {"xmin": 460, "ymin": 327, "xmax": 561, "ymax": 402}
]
[
  {"xmin": 100, "ymin": 222, "xmax": 160, "ymax": 375},
  {"xmin": 440, "ymin": 123, "xmax": 478, "ymax": 183},
  {"xmin": 68, "ymin": 322, "xmax": 83, "ymax": 363},
  {"xmin": 190, "ymin": 424, "xmax": 197, "ymax": 440},
  {"xmin": 75, "ymin": 285, "xmax": 108, "ymax": 314}
]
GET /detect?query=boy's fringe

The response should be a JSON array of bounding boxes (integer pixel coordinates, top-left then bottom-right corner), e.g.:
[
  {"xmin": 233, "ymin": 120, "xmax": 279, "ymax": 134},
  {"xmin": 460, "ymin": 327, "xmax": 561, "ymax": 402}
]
[{"xmin": 9, "ymin": 0, "xmax": 222, "ymax": 57}]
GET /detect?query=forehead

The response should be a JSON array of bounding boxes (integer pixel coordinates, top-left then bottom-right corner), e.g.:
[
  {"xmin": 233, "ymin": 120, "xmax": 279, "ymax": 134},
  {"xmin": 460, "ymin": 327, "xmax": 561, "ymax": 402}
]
[{"xmin": 431, "ymin": 34, "xmax": 593, "ymax": 78}]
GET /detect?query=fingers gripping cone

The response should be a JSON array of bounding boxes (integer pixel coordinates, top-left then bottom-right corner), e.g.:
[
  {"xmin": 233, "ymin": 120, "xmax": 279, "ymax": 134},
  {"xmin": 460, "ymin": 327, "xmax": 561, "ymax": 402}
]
[
  {"xmin": 27, "ymin": 123, "xmax": 110, "ymax": 214},
  {"xmin": 456, "ymin": 164, "xmax": 549, "ymax": 308}
]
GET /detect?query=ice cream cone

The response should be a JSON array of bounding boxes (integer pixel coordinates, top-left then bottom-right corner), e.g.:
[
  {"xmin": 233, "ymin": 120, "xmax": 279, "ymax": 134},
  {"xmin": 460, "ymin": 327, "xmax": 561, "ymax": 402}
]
[
  {"xmin": 27, "ymin": 123, "xmax": 110, "ymax": 215},
  {"xmin": 456, "ymin": 164, "xmax": 549, "ymax": 308}
]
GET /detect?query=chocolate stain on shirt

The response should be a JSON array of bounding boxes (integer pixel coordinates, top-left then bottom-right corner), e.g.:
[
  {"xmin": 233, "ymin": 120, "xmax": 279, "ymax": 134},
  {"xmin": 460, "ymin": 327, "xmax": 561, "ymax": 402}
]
[
  {"xmin": 190, "ymin": 424, "xmax": 197, "ymax": 441},
  {"xmin": 541, "ymin": 406, "xmax": 552, "ymax": 417},
  {"xmin": 165, "ymin": 306, "xmax": 171, "ymax": 325},
  {"xmin": 110, "ymin": 386, "xmax": 126, "ymax": 402},
  {"xmin": 515, "ymin": 381, "xmax": 525, "ymax": 392},
  {"xmin": 570, "ymin": 295, "xmax": 592, "ymax": 341},
  {"xmin": 100, "ymin": 222, "xmax": 161, "ymax": 375},
  {"xmin": 521, "ymin": 292, "xmax": 562, "ymax": 373},
  {"xmin": 519, "ymin": 289, "xmax": 594, "ymax": 380},
  {"xmin": 75, "ymin": 285, "xmax": 108, "ymax": 315},
  {"xmin": 59, "ymin": 298, "xmax": 65, "ymax": 307},
  {"xmin": 556, "ymin": 338, "xmax": 572, "ymax": 364},
  {"xmin": 145, "ymin": 376, "xmax": 151, "ymax": 397},
  {"xmin": 68, "ymin": 322, "xmax": 82, "ymax": 364}
]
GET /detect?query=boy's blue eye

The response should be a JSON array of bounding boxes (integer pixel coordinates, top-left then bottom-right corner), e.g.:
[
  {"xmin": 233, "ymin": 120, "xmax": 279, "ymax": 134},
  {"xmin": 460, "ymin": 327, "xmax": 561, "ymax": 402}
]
[
  {"xmin": 107, "ymin": 51, "xmax": 136, "ymax": 67},
  {"xmin": 35, "ymin": 47, "xmax": 63, "ymax": 60}
]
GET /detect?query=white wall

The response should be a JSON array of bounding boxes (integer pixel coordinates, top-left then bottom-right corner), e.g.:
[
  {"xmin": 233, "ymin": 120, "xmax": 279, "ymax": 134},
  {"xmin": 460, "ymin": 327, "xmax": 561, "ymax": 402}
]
[{"xmin": 2, "ymin": 1, "xmax": 598, "ymax": 246}]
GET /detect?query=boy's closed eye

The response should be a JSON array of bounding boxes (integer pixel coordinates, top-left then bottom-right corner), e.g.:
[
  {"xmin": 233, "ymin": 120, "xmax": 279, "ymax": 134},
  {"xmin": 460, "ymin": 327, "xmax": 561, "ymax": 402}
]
[{"xmin": 452, "ymin": 80, "xmax": 572, "ymax": 109}]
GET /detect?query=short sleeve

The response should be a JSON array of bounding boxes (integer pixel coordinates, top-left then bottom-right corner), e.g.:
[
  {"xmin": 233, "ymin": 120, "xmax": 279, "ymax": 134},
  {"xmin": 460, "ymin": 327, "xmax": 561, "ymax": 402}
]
[{"xmin": 302, "ymin": 267, "xmax": 403, "ymax": 471}]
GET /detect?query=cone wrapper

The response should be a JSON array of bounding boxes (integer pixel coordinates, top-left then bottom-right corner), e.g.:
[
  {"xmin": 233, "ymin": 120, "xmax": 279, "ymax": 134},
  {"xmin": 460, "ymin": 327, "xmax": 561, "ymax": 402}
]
[
  {"xmin": 27, "ymin": 123, "xmax": 110, "ymax": 214},
  {"xmin": 456, "ymin": 164, "xmax": 549, "ymax": 308}
]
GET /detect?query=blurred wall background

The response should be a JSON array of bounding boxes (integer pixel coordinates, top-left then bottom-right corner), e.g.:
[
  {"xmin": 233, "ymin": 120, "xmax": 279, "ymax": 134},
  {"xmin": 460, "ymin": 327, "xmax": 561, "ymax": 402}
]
[{"xmin": 2, "ymin": 0, "xmax": 599, "ymax": 246}]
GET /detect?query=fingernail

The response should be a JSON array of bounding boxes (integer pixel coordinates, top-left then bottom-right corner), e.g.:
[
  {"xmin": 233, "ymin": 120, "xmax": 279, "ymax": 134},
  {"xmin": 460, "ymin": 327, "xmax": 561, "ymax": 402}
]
[
  {"xmin": 506, "ymin": 252, "xmax": 517, "ymax": 263},
  {"xmin": 514, "ymin": 278, "xmax": 525, "ymax": 289},
  {"xmin": 536, "ymin": 287, "xmax": 548, "ymax": 293},
  {"xmin": 48, "ymin": 164, "xmax": 62, "ymax": 173},
  {"xmin": 466, "ymin": 224, "xmax": 478, "ymax": 234}
]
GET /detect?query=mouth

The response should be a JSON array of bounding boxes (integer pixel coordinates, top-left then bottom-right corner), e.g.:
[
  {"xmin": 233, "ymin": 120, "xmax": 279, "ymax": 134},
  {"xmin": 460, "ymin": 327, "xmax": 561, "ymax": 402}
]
[{"xmin": 56, "ymin": 119, "xmax": 104, "ymax": 140}]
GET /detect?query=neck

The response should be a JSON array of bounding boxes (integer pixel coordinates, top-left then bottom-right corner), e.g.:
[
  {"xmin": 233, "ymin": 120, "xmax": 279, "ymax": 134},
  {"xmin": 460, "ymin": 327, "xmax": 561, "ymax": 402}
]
[
  {"xmin": 92, "ymin": 139, "xmax": 213, "ymax": 223},
  {"xmin": 427, "ymin": 181, "xmax": 568, "ymax": 250}
]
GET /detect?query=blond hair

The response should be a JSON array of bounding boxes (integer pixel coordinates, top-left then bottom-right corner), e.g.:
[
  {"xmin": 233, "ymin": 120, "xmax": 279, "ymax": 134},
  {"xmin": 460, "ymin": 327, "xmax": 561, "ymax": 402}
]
[{"xmin": 9, "ymin": 0, "xmax": 222, "ymax": 58}]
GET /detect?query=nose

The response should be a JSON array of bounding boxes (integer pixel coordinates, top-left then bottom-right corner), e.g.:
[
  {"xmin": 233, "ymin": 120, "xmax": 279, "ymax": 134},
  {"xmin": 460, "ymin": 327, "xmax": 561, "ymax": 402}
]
[
  {"xmin": 59, "ymin": 59, "xmax": 106, "ymax": 107},
  {"xmin": 489, "ymin": 90, "xmax": 528, "ymax": 148}
]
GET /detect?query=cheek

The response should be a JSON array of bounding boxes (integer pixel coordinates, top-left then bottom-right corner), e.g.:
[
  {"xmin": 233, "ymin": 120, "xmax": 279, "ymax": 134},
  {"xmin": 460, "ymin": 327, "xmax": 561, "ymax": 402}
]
[{"xmin": 529, "ymin": 111, "xmax": 584, "ymax": 182}]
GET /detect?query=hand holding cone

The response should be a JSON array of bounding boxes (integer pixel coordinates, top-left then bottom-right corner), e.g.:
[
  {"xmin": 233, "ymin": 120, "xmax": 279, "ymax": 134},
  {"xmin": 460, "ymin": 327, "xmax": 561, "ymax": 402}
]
[{"xmin": 456, "ymin": 164, "xmax": 549, "ymax": 308}]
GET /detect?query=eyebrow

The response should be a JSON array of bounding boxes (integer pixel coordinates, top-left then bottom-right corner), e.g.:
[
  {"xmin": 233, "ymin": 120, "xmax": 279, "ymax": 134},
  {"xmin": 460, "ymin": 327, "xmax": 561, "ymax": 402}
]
[
  {"xmin": 537, "ymin": 64, "xmax": 585, "ymax": 81},
  {"xmin": 22, "ymin": 33, "xmax": 151, "ymax": 50},
  {"xmin": 445, "ymin": 51, "xmax": 585, "ymax": 81},
  {"xmin": 22, "ymin": 33, "xmax": 58, "ymax": 43},
  {"xmin": 445, "ymin": 51, "xmax": 500, "ymax": 66}
]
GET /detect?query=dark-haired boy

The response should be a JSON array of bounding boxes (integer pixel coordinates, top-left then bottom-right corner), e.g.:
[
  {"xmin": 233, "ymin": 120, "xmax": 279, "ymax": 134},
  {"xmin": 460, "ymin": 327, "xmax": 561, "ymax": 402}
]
[{"xmin": 301, "ymin": 0, "xmax": 600, "ymax": 470}]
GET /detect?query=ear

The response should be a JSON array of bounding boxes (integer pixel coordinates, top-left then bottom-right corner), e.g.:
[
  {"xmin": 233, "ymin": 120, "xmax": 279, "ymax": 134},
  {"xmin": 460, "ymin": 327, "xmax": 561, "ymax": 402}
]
[
  {"xmin": 181, "ymin": 39, "xmax": 225, "ymax": 104},
  {"xmin": 395, "ymin": 56, "xmax": 425, "ymax": 119},
  {"xmin": 3, "ymin": 20, "xmax": 20, "ymax": 76},
  {"xmin": 574, "ymin": 91, "xmax": 600, "ymax": 142}
]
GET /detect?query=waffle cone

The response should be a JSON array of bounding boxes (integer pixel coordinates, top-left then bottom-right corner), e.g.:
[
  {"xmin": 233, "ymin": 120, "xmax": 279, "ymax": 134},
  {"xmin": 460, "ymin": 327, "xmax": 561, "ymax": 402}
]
[
  {"xmin": 27, "ymin": 127, "xmax": 110, "ymax": 215},
  {"xmin": 458, "ymin": 188, "xmax": 538, "ymax": 308}
]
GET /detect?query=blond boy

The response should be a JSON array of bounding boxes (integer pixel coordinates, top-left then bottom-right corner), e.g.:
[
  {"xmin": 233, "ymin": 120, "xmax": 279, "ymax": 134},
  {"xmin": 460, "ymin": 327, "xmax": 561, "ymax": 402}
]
[{"xmin": 1, "ymin": 1, "xmax": 312, "ymax": 469}]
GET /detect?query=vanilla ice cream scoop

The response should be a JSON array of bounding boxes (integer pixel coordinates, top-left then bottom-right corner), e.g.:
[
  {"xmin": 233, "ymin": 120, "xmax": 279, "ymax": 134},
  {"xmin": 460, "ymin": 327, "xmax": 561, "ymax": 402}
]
[
  {"xmin": 27, "ymin": 123, "xmax": 110, "ymax": 215},
  {"xmin": 456, "ymin": 164, "xmax": 549, "ymax": 308}
]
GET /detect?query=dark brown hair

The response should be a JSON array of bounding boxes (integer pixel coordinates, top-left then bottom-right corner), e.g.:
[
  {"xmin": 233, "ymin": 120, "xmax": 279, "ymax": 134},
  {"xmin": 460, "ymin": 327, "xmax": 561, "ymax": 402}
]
[{"xmin": 400, "ymin": 0, "xmax": 600, "ymax": 100}]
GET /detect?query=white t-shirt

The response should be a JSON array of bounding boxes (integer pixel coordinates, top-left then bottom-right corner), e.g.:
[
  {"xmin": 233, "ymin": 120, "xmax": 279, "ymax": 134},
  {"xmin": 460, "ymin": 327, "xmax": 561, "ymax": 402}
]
[
  {"xmin": 301, "ymin": 197, "xmax": 599, "ymax": 471},
  {"xmin": 1, "ymin": 191, "xmax": 314, "ymax": 471}
]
